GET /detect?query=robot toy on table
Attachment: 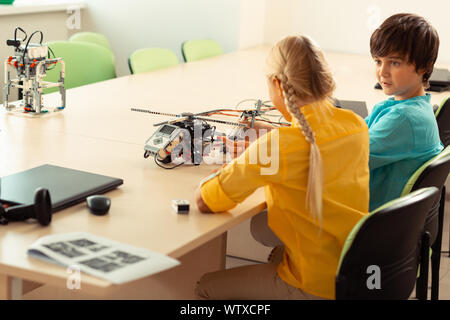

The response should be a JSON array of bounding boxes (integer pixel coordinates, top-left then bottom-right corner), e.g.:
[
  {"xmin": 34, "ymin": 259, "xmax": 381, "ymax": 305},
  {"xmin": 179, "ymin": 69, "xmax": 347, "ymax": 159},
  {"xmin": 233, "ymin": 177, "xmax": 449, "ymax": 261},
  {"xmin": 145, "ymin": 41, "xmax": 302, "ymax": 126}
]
[
  {"xmin": 3, "ymin": 28, "xmax": 66, "ymax": 114},
  {"xmin": 131, "ymin": 99, "xmax": 290, "ymax": 169}
]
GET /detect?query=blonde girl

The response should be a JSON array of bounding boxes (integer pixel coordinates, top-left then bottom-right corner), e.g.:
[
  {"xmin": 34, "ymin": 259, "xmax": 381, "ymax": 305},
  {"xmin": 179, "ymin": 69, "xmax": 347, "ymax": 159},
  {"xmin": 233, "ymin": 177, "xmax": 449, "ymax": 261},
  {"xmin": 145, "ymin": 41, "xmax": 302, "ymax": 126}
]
[{"xmin": 194, "ymin": 35, "xmax": 370, "ymax": 300}]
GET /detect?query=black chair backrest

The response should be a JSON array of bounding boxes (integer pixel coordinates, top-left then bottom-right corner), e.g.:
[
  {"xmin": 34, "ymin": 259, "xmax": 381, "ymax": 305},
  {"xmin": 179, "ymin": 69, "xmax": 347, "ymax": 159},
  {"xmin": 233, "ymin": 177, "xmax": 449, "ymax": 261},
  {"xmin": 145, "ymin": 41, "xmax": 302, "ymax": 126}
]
[
  {"xmin": 436, "ymin": 96, "xmax": 450, "ymax": 147},
  {"xmin": 409, "ymin": 150, "xmax": 450, "ymax": 244},
  {"xmin": 336, "ymin": 187, "xmax": 440, "ymax": 299}
]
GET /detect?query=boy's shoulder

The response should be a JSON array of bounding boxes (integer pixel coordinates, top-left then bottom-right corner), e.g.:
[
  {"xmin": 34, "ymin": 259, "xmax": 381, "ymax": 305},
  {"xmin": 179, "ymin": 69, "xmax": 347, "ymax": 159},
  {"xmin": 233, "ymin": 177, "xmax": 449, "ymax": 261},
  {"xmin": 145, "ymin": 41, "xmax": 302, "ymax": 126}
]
[
  {"xmin": 395, "ymin": 94, "xmax": 431, "ymax": 107},
  {"xmin": 372, "ymin": 94, "xmax": 432, "ymax": 116},
  {"xmin": 368, "ymin": 94, "xmax": 436, "ymax": 130}
]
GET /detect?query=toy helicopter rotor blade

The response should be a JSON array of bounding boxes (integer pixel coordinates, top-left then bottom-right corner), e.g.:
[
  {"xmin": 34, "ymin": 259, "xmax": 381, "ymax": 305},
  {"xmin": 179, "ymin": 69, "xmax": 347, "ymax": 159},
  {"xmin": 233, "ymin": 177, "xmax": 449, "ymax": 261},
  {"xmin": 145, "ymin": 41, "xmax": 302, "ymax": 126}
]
[
  {"xmin": 167, "ymin": 116, "xmax": 189, "ymax": 124},
  {"xmin": 194, "ymin": 109, "xmax": 239, "ymax": 116},
  {"xmin": 153, "ymin": 116, "xmax": 190, "ymax": 127},
  {"xmin": 131, "ymin": 108, "xmax": 179, "ymax": 118},
  {"xmin": 194, "ymin": 117, "xmax": 247, "ymax": 127}
]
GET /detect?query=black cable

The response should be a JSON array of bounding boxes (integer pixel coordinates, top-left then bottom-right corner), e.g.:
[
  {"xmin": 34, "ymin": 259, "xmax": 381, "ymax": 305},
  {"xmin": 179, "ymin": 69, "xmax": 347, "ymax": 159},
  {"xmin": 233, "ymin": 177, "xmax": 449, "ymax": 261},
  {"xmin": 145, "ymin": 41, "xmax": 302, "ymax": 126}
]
[
  {"xmin": 46, "ymin": 46, "xmax": 57, "ymax": 71},
  {"xmin": 14, "ymin": 27, "xmax": 27, "ymax": 42},
  {"xmin": 48, "ymin": 46, "xmax": 55, "ymax": 58},
  {"xmin": 153, "ymin": 153, "xmax": 184, "ymax": 170},
  {"xmin": 21, "ymin": 30, "xmax": 43, "ymax": 66},
  {"xmin": 26, "ymin": 30, "xmax": 43, "ymax": 45}
]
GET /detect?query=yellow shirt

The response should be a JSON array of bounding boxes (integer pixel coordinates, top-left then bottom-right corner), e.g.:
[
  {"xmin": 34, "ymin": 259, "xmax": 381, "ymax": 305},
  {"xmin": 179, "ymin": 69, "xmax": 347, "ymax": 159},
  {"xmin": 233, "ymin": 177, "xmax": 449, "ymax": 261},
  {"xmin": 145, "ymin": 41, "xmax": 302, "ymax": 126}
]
[{"xmin": 200, "ymin": 100, "xmax": 370, "ymax": 299}]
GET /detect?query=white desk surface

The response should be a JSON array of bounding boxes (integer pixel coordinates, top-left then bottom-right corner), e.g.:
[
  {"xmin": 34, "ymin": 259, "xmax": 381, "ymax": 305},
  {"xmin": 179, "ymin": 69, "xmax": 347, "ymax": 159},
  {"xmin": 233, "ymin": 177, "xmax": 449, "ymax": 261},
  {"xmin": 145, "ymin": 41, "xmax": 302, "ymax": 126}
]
[{"xmin": 0, "ymin": 45, "xmax": 448, "ymax": 297}]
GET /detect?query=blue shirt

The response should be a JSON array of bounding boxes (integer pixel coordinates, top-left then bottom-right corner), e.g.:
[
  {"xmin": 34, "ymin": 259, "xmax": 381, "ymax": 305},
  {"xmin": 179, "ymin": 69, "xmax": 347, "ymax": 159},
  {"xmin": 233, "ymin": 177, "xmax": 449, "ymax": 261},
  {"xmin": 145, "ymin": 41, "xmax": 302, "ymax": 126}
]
[{"xmin": 365, "ymin": 93, "xmax": 443, "ymax": 211}]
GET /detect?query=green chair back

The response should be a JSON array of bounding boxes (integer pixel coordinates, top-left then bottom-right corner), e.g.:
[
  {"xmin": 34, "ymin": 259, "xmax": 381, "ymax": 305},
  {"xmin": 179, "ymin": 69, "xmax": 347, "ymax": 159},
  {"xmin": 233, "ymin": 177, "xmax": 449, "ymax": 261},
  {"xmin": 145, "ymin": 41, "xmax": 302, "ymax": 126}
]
[
  {"xmin": 336, "ymin": 187, "xmax": 440, "ymax": 300},
  {"xmin": 401, "ymin": 146, "xmax": 450, "ymax": 196},
  {"xmin": 181, "ymin": 39, "xmax": 223, "ymax": 62},
  {"xmin": 128, "ymin": 48, "xmax": 178, "ymax": 74},
  {"xmin": 43, "ymin": 41, "xmax": 116, "ymax": 93},
  {"xmin": 69, "ymin": 32, "xmax": 111, "ymax": 50}
]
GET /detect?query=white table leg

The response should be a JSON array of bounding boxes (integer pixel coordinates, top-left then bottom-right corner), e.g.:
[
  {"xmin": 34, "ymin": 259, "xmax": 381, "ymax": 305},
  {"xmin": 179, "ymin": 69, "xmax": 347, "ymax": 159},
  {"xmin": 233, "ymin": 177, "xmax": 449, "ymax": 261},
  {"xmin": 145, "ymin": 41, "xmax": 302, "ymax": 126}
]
[{"xmin": 11, "ymin": 278, "xmax": 23, "ymax": 300}]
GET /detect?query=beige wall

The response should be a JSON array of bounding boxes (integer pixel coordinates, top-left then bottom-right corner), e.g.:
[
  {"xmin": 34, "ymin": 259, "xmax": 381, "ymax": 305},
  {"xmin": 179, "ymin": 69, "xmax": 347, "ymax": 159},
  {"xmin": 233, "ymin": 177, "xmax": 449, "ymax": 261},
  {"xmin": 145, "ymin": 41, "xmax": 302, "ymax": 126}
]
[
  {"xmin": 264, "ymin": 0, "xmax": 450, "ymax": 64},
  {"xmin": 77, "ymin": 0, "xmax": 241, "ymax": 77},
  {"xmin": 238, "ymin": 0, "xmax": 266, "ymax": 49}
]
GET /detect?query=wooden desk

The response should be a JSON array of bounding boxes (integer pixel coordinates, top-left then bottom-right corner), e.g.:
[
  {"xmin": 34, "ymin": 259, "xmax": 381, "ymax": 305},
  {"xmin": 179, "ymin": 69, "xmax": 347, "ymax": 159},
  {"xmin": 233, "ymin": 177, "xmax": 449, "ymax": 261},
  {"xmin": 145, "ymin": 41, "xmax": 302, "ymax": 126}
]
[
  {"xmin": 0, "ymin": 45, "xmax": 448, "ymax": 299},
  {"xmin": 0, "ymin": 47, "xmax": 271, "ymax": 299},
  {"xmin": 0, "ymin": 115, "xmax": 269, "ymax": 299}
]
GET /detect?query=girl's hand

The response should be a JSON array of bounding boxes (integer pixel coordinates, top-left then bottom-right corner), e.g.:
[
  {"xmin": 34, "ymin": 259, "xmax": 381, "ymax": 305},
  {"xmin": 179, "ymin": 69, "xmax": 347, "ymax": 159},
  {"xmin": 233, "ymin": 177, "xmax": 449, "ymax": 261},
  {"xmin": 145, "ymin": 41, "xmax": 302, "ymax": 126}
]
[
  {"xmin": 217, "ymin": 136, "xmax": 250, "ymax": 159},
  {"xmin": 195, "ymin": 186, "xmax": 213, "ymax": 213},
  {"xmin": 240, "ymin": 117, "xmax": 275, "ymax": 137}
]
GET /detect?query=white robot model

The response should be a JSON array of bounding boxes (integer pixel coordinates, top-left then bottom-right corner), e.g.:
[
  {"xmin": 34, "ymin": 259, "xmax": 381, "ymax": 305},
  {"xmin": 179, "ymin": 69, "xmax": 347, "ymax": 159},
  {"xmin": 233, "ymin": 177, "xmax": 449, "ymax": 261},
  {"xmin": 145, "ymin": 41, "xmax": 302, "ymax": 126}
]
[{"xmin": 3, "ymin": 28, "xmax": 66, "ymax": 114}]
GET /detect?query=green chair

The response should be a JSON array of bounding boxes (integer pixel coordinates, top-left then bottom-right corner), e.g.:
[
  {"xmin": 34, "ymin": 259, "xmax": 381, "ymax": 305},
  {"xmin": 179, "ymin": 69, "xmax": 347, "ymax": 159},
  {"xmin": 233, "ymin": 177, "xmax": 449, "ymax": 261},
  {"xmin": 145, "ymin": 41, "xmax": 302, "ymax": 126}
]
[
  {"xmin": 400, "ymin": 145, "xmax": 450, "ymax": 300},
  {"xmin": 43, "ymin": 41, "xmax": 116, "ymax": 93},
  {"xmin": 69, "ymin": 32, "xmax": 111, "ymax": 50},
  {"xmin": 336, "ymin": 187, "xmax": 440, "ymax": 300},
  {"xmin": 181, "ymin": 39, "xmax": 223, "ymax": 62},
  {"xmin": 128, "ymin": 48, "xmax": 178, "ymax": 74},
  {"xmin": 69, "ymin": 32, "xmax": 115, "ymax": 65}
]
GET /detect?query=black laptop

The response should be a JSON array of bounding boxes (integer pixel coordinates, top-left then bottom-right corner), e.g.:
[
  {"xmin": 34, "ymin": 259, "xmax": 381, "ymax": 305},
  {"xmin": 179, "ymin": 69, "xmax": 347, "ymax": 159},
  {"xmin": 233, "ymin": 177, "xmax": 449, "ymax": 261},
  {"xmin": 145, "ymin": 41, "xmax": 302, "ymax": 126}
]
[
  {"xmin": 333, "ymin": 98, "xmax": 369, "ymax": 118},
  {"xmin": 0, "ymin": 164, "xmax": 123, "ymax": 212},
  {"xmin": 428, "ymin": 68, "xmax": 450, "ymax": 92},
  {"xmin": 429, "ymin": 68, "xmax": 450, "ymax": 86}
]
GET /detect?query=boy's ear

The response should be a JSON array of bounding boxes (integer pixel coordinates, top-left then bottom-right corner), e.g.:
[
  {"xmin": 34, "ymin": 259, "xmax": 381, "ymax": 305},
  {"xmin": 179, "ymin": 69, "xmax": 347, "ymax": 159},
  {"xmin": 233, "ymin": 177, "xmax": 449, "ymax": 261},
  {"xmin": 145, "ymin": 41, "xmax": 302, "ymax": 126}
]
[
  {"xmin": 417, "ymin": 67, "xmax": 429, "ymax": 84},
  {"xmin": 417, "ymin": 68, "xmax": 426, "ymax": 76}
]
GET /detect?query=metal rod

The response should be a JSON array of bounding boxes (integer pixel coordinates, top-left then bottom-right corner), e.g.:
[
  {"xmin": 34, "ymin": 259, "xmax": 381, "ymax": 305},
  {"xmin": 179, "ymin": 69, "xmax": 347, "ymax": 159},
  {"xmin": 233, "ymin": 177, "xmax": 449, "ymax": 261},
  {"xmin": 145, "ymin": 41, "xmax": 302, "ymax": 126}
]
[
  {"xmin": 131, "ymin": 108, "xmax": 179, "ymax": 118},
  {"xmin": 195, "ymin": 116, "xmax": 247, "ymax": 127}
]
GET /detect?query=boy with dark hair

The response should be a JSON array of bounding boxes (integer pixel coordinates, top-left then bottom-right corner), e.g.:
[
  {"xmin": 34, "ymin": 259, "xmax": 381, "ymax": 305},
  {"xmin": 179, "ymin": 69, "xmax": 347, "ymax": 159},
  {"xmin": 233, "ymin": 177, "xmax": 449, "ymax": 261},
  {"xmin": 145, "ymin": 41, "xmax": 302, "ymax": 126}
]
[{"xmin": 367, "ymin": 13, "xmax": 443, "ymax": 210}]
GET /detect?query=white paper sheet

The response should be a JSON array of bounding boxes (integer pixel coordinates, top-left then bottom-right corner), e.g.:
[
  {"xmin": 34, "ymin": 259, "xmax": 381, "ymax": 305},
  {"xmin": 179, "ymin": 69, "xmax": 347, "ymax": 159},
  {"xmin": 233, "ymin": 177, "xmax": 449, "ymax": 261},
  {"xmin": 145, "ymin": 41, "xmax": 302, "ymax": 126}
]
[{"xmin": 28, "ymin": 232, "xmax": 180, "ymax": 284}]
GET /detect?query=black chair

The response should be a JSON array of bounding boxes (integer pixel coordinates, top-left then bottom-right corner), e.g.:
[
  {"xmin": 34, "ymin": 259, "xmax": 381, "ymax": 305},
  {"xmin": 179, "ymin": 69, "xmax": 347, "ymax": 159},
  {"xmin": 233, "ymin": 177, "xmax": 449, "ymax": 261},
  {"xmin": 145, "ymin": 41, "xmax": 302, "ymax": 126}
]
[
  {"xmin": 336, "ymin": 187, "xmax": 440, "ymax": 300},
  {"xmin": 435, "ymin": 95, "xmax": 450, "ymax": 147},
  {"xmin": 435, "ymin": 96, "xmax": 450, "ymax": 260},
  {"xmin": 401, "ymin": 146, "xmax": 450, "ymax": 300}
]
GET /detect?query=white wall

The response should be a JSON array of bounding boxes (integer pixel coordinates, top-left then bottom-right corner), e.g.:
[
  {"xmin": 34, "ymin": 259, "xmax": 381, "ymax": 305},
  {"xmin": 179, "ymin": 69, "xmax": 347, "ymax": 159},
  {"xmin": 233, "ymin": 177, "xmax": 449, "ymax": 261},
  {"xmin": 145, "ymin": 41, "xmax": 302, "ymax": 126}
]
[
  {"xmin": 264, "ymin": 0, "xmax": 450, "ymax": 64},
  {"xmin": 79, "ymin": 0, "xmax": 241, "ymax": 77},
  {"xmin": 238, "ymin": 0, "xmax": 266, "ymax": 49},
  {"xmin": 3, "ymin": 0, "xmax": 448, "ymax": 101},
  {"xmin": 264, "ymin": 0, "xmax": 295, "ymax": 46}
]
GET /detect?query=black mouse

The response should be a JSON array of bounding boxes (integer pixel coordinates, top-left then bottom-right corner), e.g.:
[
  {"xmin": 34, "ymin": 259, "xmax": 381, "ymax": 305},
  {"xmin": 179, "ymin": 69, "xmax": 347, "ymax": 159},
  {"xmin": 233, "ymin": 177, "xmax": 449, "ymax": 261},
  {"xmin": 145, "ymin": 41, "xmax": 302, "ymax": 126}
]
[{"xmin": 86, "ymin": 195, "xmax": 111, "ymax": 216}]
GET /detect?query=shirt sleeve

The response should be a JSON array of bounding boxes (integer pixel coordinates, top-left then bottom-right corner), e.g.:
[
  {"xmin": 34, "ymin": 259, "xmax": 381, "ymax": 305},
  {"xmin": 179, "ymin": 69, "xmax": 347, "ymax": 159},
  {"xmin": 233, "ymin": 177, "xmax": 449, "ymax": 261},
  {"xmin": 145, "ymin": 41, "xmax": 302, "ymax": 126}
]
[
  {"xmin": 368, "ymin": 110, "xmax": 414, "ymax": 170},
  {"xmin": 200, "ymin": 130, "xmax": 283, "ymax": 212}
]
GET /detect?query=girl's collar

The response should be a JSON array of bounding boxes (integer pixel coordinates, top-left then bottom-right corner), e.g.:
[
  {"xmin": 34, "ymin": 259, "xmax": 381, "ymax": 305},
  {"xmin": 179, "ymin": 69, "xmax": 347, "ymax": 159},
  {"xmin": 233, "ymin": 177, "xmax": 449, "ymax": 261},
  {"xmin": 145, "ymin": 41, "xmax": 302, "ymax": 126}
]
[{"xmin": 290, "ymin": 100, "xmax": 331, "ymax": 127}]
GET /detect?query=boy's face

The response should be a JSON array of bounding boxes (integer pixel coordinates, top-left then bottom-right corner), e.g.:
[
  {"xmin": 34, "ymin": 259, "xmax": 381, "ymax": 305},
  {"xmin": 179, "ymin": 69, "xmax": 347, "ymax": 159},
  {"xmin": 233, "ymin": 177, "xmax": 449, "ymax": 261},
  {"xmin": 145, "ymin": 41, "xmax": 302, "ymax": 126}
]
[{"xmin": 373, "ymin": 54, "xmax": 426, "ymax": 100}]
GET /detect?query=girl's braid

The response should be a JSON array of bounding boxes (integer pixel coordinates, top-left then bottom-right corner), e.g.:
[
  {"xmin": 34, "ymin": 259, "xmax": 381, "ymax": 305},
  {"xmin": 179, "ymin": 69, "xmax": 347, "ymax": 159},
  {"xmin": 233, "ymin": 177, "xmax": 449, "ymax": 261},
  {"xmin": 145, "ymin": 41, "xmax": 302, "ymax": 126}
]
[
  {"xmin": 277, "ymin": 73, "xmax": 315, "ymax": 145},
  {"xmin": 277, "ymin": 73, "xmax": 323, "ymax": 224}
]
